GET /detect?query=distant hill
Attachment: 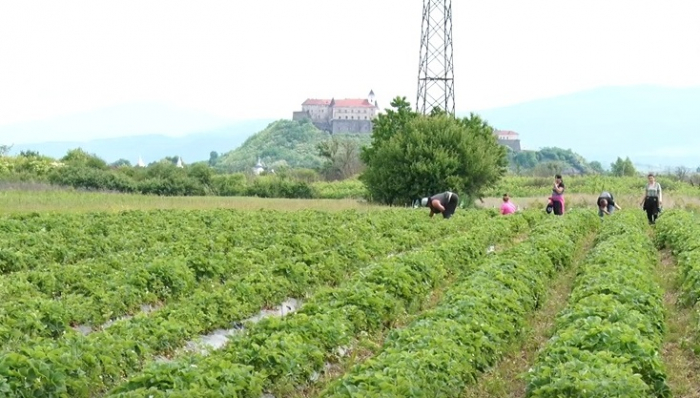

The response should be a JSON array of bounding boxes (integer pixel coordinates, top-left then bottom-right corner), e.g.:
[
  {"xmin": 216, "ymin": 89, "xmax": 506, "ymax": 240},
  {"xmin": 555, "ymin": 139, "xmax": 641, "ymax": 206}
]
[
  {"xmin": 9, "ymin": 122, "xmax": 272, "ymax": 164},
  {"xmin": 2, "ymin": 102, "xmax": 274, "ymax": 163},
  {"xmin": 471, "ymin": 85, "xmax": 700, "ymax": 169},
  {"xmin": 215, "ymin": 119, "xmax": 372, "ymax": 172},
  {"xmin": 5, "ymin": 85, "xmax": 699, "ymax": 169}
]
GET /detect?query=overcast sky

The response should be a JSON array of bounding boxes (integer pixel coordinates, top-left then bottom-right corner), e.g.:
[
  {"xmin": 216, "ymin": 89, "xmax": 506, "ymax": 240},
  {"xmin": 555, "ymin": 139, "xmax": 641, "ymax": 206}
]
[{"xmin": 1, "ymin": 0, "xmax": 699, "ymax": 131}]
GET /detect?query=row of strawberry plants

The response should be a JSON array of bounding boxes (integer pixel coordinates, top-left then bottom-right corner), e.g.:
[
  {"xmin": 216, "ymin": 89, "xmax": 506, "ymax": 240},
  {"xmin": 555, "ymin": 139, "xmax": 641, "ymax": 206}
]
[
  {"xmin": 0, "ymin": 209, "xmax": 506, "ymax": 397},
  {"xmin": 101, "ymin": 212, "xmax": 538, "ymax": 397},
  {"xmin": 525, "ymin": 211, "xmax": 670, "ymax": 397},
  {"xmin": 0, "ymin": 209, "xmax": 402, "ymax": 273},
  {"xmin": 0, "ymin": 209, "xmax": 442, "ymax": 345},
  {"xmin": 315, "ymin": 209, "xmax": 598, "ymax": 397},
  {"xmin": 655, "ymin": 209, "xmax": 700, "ymax": 308}
]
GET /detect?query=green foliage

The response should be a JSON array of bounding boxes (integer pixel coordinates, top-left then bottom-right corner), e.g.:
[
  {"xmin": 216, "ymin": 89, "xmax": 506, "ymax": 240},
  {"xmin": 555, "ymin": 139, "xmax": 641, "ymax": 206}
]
[
  {"xmin": 102, "ymin": 210, "xmax": 533, "ymax": 397},
  {"xmin": 360, "ymin": 97, "xmax": 508, "ymax": 205},
  {"xmin": 656, "ymin": 210, "xmax": 700, "ymax": 310},
  {"xmin": 316, "ymin": 135, "xmax": 364, "ymax": 180},
  {"xmin": 214, "ymin": 119, "xmax": 370, "ymax": 173},
  {"xmin": 320, "ymin": 210, "xmax": 597, "ymax": 397},
  {"xmin": 525, "ymin": 211, "xmax": 670, "ymax": 397},
  {"xmin": 486, "ymin": 174, "xmax": 700, "ymax": 197},
  {"xmin": 610, "ymin": 156, "xmax": 637, "ymax": 176},
  {"xmin": 509, "ymin": 147, "xmax": 596, "ymax": 176},
  {"xmin": 0, "ymin": 208, "xmax": 513, "ymax": 397}
]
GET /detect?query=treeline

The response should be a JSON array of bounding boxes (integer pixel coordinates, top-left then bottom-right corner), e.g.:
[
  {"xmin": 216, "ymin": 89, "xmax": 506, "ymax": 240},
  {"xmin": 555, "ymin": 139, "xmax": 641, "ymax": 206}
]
[{"xmin": 0, "ymin": 149, "xmax": 367, "ymax": 199}]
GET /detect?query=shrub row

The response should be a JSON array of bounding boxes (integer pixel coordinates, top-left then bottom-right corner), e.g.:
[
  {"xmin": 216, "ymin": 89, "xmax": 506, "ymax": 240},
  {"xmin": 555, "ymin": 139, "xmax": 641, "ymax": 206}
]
[
  {"xmin": 525, "ymin": 212, "xmax": 670, "ymax": 397},
  {"xmin": 0, "ymin": 210, "xmax": 454, "ymax": 345},
  {"xmin": 655, "ymin": 209, "xmax": 700, "ymax": 308},
  {"xmin": 317, "ymin": 209, "xmax": 599, "ymax": 397},
  {"xmin": 103, "ymin": 212, "xmax": 536, "ymax": 397},
  {"xmin": 0, "ymin": 210, "xmax": 525, "ymax": 397}
]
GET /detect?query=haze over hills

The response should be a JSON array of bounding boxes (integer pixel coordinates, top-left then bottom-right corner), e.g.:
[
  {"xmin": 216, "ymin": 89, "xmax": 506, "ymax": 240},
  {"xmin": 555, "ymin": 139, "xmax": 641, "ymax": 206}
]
[
  {"xmin": 473, "ymin": 85, "xmax": 700, "ymax": 169},
  {"xmin": 2, "ymin": 103, "xmax": 274, "ymax": 164},
  {"xmin": 3, "ymin": 85, "xmax": 699, "ymax": 169}
]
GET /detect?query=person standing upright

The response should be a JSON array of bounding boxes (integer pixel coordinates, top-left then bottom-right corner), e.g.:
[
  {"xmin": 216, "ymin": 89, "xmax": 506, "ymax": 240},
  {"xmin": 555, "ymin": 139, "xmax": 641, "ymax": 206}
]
[
  {"xmin": 640, "ymin": 173, "xmax": 663, "ymax": 225},
  {"xmin": 551, "ymin": 174, "xmax": 565, "ymax": 216}
]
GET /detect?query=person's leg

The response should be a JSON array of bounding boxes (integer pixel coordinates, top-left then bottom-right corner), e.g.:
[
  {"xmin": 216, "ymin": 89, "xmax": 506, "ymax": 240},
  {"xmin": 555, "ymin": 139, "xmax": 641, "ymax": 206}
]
[
  {"xmin": 553, "ymin": 200, "xmax": 563, "ymax": 216},
  {"xmin": 651, "ymin": 199, "xmax": 659, "ymax": 224},
  {"xmin": 443, "ymin": 198, "xmax": 458, "ymax": 219},
  {"xmin": 608, "ymin": 204, "xmax": 615, "ymax": 215}
]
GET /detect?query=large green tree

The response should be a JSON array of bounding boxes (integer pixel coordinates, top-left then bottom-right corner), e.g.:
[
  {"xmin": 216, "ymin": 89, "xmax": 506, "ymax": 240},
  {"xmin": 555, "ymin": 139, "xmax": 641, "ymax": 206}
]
[{"xmin": 360, "ymin": 97, "xmax": 508, "ymax": 206}]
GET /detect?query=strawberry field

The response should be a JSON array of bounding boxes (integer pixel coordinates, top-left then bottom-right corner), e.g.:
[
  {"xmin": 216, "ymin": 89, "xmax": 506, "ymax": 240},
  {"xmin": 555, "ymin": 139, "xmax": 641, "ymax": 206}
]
[{"xmin": 1, "ymin": 206, "xmax": 700, "ymax": 397}]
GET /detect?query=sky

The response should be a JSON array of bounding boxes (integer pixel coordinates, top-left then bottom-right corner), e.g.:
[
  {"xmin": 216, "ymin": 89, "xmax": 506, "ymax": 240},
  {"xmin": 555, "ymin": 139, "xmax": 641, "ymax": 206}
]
[{"xmin": 1, "ymin": 0, "xmax": 700, "ymax": 143}]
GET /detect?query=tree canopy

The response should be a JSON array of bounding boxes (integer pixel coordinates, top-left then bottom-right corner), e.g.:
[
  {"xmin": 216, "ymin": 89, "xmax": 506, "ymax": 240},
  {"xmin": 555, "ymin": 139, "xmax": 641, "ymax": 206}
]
[{"xmin": 360, "ymin": 97, "xmax": 508, "ymax": 206}]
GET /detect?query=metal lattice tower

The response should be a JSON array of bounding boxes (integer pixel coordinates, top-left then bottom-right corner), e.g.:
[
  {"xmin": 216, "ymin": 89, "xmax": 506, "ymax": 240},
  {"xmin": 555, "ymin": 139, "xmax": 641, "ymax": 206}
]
[{"xmin": 416, "ymin": 0, "xmax": 454, "ymax": 115}]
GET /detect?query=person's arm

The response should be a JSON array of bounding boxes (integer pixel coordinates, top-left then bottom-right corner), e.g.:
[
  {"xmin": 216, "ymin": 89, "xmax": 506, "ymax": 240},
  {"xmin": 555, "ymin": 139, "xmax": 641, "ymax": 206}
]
[
  {"xmin": 429, "ymin": 209, "xmax": 435, "ymax": 218},
  {"xmin": 658, "ymin": 184, "xmax": 663, "ymax": 205},
  {"xmin": 614, "ymin": 202, "xmax": 622, "ymax": 210},
  {"xmin": 553, "ymin": 183, "xmax": 564, "ymax": 194},
  {"xmin": 431, "ymin": 199, "xmax": 445, "ymax": 213}
]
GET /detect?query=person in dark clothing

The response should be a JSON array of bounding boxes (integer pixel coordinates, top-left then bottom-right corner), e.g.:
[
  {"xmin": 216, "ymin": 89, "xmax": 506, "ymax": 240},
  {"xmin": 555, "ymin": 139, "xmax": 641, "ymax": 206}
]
[
  {"xmin": 421, "ymin": 191, "xmax": 460, "ymax": 219},
  {"xmin": 640, "ymin": 173, "xmax": 663, "ymax": 225},
  {"xmin": 597, "ymin": 191, "xmax": 622, "ymax": 218},
  {"xmin": 551, "ymin": 174, "xmax": 565, "ymax": 216}
]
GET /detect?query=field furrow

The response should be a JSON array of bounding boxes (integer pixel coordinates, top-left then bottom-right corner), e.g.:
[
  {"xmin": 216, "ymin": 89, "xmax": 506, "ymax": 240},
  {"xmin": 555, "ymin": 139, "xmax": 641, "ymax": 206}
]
[
  {"xmin": 655, "ymin": 210, "xmax": 700, "ymax": 397},
  {"xmin": 312, "ymin": 209, "xmax": 598, "ymax": 398},
  {"xmin": 525, "ymin": 212, "xmax": 671, "ymax": 397},
  {"xmin": 0, "ymin": 209, "xmax": 501, "ymax": 397},
  {"xmin": 98, "ymin": 212, "xmax": 534, "ymax": 397},
  {"xmin": 0, "ymin": 210, "xmax": 453, "ymax": 346}
]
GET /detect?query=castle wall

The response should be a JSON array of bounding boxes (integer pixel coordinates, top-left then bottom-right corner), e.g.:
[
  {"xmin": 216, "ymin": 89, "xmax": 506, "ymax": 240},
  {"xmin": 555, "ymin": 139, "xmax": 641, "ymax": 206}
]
[
  {"xmin": 292, "ymin": 111, "xmax": 311, "ymax": 121},
  {"xmin": 331, "ymin": 119, "xmax": 373, "ymax": 134},
  {"xmin": 498, "ymin": 139, "xmax": 521, "ymax": 152}
]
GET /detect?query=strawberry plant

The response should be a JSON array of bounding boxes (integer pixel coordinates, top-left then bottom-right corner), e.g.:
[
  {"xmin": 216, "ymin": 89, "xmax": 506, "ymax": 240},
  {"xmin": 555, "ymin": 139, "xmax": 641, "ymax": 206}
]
[
  {"xmin": 525, "ymin": 211, "xmax": 670, "ymax": 397},
  {"xmin": 317, "ymin": 209, "xmax": 598, "ymax": 397},
  {"xmin": 101, "ymin": 212, "xmax": 534, "ymax": 397}
]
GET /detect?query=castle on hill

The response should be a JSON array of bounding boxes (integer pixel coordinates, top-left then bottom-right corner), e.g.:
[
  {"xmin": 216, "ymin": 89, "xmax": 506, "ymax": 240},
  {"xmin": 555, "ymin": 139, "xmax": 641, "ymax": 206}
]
[
  {"xmin": 292, "ymin": 90, "xmax": 379, "ymax": 134},
  {"xmin": 493, "ymin": 129, "xmax": 521, "ymax": 152}
]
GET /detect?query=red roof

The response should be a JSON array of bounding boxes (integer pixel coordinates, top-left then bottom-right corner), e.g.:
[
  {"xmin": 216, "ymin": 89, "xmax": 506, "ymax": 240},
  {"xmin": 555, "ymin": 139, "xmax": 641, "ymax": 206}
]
[
  {"xmin": 334, "ymin": 99, "xmax": 375, "ymax": 108},
  {"xmin": 302, "ymin": 98, "xmax": 375, "ymax": 108},
  {"xmin": 495, "ymin": 130, "xmax": 519, "ymax": 136}
]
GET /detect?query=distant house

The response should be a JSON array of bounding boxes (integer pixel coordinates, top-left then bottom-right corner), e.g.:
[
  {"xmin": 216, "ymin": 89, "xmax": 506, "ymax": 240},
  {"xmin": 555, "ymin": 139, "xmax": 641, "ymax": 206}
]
[
  {"xmin": 292, "ymin": 90, "xmax": 380, "ymax": 134},
  {"xmin": 493, "ymin": 130, "xmax": 522, "ymax": 152}
]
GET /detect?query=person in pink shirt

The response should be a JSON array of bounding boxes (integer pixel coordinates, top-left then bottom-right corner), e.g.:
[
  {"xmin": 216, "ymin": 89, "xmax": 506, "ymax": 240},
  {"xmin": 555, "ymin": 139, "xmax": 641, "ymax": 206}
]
[{"xmin": 500, "ymin": 193, "xmax": 517, "ymax": 215}]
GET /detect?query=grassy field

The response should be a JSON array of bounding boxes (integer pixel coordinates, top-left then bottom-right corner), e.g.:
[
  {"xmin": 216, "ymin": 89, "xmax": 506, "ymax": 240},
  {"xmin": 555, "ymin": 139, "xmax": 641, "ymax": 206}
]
[
  {"xmin": 0, "ymin": 189, "xmax": 383, "ymax": 214},
  {"xmin": 4, "ymin": 188, "xmax": 700, "ymax": 214}
]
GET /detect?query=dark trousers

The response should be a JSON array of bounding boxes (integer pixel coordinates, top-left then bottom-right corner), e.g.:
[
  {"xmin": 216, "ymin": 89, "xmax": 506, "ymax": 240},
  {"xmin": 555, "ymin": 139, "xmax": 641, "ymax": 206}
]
[
  {"xmin": 442, "ymin": 194, "xmax": 459, "ymax": 219},
  {"xmin": 644, "ymin": 196, "xmax": 659, "ymax": 224},
  {"xmin": 552, "ymin": 200, "xmax": 563, "ymax": 216}
]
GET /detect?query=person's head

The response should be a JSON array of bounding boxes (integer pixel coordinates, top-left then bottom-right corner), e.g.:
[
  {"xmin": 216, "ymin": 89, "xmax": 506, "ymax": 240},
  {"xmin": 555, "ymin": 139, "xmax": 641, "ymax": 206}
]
[
  {"xmin": 648, "ymin": 173, "xmax": 655, "ymax": 184},
  {"xmin": 502, "ymin": 193, "xmax": 510, "ymax": 202},
  {"xmin": 555, "ymin": 174, "xmax": 562, "ymax": 183},
  {"xmin": 420, "ymin": 197, "xmax": 429, "ymax": 207},
  {"xmin": 599, "ymin": 198, "xmax": 608, "ymax": 209}
]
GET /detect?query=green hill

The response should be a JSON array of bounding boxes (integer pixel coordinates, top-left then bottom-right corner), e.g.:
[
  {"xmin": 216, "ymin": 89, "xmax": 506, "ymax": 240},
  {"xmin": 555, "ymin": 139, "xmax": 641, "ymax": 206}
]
[{"xmin": 214, "ymin": 119, "xmax": 371, "ymax": 172}]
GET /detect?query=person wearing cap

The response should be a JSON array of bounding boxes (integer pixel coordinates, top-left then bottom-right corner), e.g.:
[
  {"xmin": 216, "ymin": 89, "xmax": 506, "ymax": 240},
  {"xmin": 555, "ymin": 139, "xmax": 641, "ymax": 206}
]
[
  {"xmin": 421, "ymin": 191, "xmax": 460, "ymax": 219},
  {"xmin": 597, "ymin": 191, "xmax": 622, "ymax": 218}
]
